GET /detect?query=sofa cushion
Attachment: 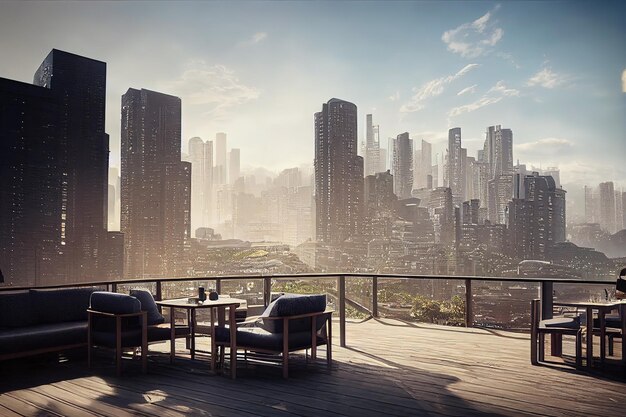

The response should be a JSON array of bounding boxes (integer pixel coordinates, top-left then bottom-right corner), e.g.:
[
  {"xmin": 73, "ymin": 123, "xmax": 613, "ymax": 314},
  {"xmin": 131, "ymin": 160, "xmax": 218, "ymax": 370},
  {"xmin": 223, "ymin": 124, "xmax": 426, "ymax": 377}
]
[
  {"xmin": 0, "ymin": 291, "xmax": 36, "ymax": 328},
  {"xmin": 30, "ymin": 287, "xmax": 97, "ymax": 324},
  {"xmin": 0, "ymin": 322, "xmax": 87, "ymax": 355},
  {"xmin": 91, "ymin": 325, "xmax": 190, "ymax": 348},
  {"xmin": 129, "ymin": 289, "xmax": 165, "ymax": 325},
  {"xmin": 260, "ymin": 294, "xmax": 326, "ymax": 333},
  {"xmin": 89, "ymin": 292, "xmax": 142, "ymax": 331},
  {"xmin": 215, "ymin": 326, "xmax": 327, "ymax": 351}
]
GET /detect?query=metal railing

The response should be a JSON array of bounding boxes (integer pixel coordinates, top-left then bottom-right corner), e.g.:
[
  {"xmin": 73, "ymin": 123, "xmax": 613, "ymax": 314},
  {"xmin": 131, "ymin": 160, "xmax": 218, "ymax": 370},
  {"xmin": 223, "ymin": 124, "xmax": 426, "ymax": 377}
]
[{"xmin": 1, "ymin": 273, "xmax": 616, "ymax": 347}]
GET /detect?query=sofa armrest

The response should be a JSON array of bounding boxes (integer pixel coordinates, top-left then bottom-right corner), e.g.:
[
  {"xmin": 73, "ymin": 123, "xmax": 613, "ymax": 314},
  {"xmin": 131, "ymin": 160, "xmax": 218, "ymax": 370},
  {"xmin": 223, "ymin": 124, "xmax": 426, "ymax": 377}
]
[{"xmin": 87, "ymin": 309, "xmax": 147, "ymax": 318}]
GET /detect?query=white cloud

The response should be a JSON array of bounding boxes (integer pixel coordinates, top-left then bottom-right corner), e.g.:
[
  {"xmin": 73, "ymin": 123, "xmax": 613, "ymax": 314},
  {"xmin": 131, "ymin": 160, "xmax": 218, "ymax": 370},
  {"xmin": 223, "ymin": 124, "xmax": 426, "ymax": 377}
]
[
  {"xmin": 515, "ymin": 137, "xmax": 573, "ymax": 152},
  {"xmin": 527, "ymin": 67, "xmax": 565, "ymax": 89},
  {"xmin": 388, "ymin": 91, "xmax": 400, "ymax": 101},
  {"xmin": 164, "ymin": 60, "xmax": 260, "ymax": 120},
  {"xmin": 622, "ymin": 69, "xmax": 626, "ymax": 93},
  {"xmin": 488, "ymin": 80, "xmax": 520, "ymax": 96},
  {"xmin": 400, "ymin": 64, "xmax": 479, "ymax": 112},
  {"xmin": 448, "ymin": 80, "xmax": 519, "ymax": 118},
  {"xmin": 448, "ymin": 96, "xmax": 502, "ymax": 118},
  {"xmin": 457, "ymin": 84, "xmax": 477, "ymax": 96},
  {"xmin": 251, "ymin": 32, "xmax": 268, "ymax": 44},
  {"xmin": 442, "ymin": 8, "xmax": 504, "ymax": 58}
]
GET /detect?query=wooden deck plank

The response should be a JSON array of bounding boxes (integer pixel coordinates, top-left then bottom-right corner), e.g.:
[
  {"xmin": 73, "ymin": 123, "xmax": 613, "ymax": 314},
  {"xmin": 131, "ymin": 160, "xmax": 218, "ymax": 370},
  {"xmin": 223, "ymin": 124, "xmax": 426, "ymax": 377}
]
[{"xmin": 1, "ymin": 318, "xmax": 625, "ymax": 417}]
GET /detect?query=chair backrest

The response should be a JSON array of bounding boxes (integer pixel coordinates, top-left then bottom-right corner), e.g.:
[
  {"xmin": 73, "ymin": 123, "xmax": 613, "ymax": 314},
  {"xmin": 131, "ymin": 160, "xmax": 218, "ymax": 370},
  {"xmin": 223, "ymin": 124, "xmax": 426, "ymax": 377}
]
[
  {"xmin": 617, "ymin": 268, "xmax": 626, "ymax": 293},
  {"xmin": 89, "ymin": 292, "xmax": 142, "ymax": 331},
  {"xmin": 260, "ymin": 293, "xmax": 327, "ymax": 334}
]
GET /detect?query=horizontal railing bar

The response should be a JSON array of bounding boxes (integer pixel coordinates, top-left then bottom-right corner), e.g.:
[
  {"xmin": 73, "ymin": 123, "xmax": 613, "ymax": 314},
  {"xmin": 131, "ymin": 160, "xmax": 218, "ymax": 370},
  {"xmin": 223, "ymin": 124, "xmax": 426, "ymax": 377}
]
[{"xmin": 0, "ymin": 272, "xmax": 616, "ymax": 292}]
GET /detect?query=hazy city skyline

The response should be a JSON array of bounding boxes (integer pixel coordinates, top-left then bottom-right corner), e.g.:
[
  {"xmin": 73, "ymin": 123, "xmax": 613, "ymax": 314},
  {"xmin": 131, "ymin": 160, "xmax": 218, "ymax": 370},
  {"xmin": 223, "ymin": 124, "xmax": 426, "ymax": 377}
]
[{"xmin": 1, "ymin": 1, "xmax": 624, "ymax": 188}]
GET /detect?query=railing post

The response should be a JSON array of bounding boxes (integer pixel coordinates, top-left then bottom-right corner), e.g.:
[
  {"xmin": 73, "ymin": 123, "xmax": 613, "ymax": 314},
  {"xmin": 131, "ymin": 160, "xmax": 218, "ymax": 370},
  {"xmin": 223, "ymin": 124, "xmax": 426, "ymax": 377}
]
[
  {"xmin": 464, "ymin": 279, "xmax": 473, "ymax": 327},
  {"xmin": 540, "ymin": 280, "xmax": 559, "ymax": 355},
  {"xmin": 339, "ymin": 275, "xmax": 346, "ymax": 347},
  {"xmin": 215, "ymin": 278, "xmax": 222, "ymax": 295},
  {"xmin": 540, "ymin": 280, "xmax": 553, "ymax": 320},
  {"xmin": 263, "ymin": 277, "xmax": 272, "ymax": 307},
  {"xmin": 372, "ymin": 276, "xmax": 378, "ymax": 318},
  {"xmin": 155, "ymin": 281, "xmax": 163, "ymax": 314},
  {"xmin": 111, "ymin": 283, "xmax": 117, "ymax": 294}
]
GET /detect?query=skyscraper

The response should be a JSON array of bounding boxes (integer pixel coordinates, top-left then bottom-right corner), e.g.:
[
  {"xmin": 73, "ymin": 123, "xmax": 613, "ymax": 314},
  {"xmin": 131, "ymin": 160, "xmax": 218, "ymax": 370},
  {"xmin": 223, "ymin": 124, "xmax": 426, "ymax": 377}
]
[
  {"xmin": 188, "ymin": 137, "xmax": 213, "ymax": 231},
  {"xmin": 391, "ymin": 132, "xmax": 413, "ymax": 199},
  {"xmin": 34, "ymin": 49, "xmax": 110, "ymax": 281},
  {"xmin": 215, "ymin": 132, "xmax": 227, "ymax": 184},
  {"xmin": 446, "ymin": 127, "xmax": 465, "ymax": 205},
  {"xmin": 483, "ymin": 125, "xmax": 513, "ymax": 179},
  {"xmin": 364, "ymin": 114, "xmax": 381, "ymax": 176},
  {"xmin": 584, "ymin": 185, "xmax": 595, "ymax": 223},
  {"xmin": 0, "ymin": 77, "xmax": 63, "ymax": 285},
  {"xmin": 314, "ymin": 98, "xmax": 363, "ymax": 244},
  {"xmin": 121, "ymin": 88, "xmax": 190, "ymax": 278},
  {"xmin": 413, "ymin": 139, "xmax": 432, "ymax": 190},
  {"xmin": 507, "ymin": 173, "xmax": 566, "ymax": 260},
  {"xmin": 229, "ymin": 148, "xmax": 241, "ymax": 185},
  {"xmin": 599, "ymin": 181, "xmax": 616, "ymax": 233}
]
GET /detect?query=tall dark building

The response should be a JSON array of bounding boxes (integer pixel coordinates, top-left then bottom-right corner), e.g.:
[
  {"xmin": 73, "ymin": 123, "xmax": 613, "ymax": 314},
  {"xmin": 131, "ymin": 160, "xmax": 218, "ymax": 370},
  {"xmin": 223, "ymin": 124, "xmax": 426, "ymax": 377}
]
[
  {"xmin": 507, "ymin": 173, "xmax": 566, "ymax": 260},
  {"xmin": 391, "ymin": 132, "xmax": 413, "ymax": 199},
  {"xmin": 1, "ymin": 49, "xmax": 112, "ymax": 285},
  {"xmin": 314, "ymin": 98, "xmax": 363, "ymax": 244},
  {"xmin": 0, "ymin": 78, "xmax": 63, "ymax": 285},
  {"xmin": 121, "ymin": 88, "xmax": 190, "ymax": 278},
  {"xmin": 33, "ymin": 49, "xmax": 110, "ymax": 281}
]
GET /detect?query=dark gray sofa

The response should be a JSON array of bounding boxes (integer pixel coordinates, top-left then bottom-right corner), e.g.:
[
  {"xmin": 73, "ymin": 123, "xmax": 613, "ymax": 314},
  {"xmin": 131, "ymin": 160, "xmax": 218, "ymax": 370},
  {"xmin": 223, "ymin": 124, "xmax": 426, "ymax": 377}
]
[{"xmin": 0, "ymin": 287, "xmax": 96, "ymax": 360}]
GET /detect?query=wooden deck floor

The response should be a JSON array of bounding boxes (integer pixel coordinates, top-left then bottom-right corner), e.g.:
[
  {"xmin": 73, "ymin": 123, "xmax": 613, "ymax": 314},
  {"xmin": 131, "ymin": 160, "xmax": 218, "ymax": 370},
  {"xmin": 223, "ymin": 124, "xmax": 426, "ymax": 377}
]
[{"xmin": 1, "ymin": 318, "xmax": 625, "ymax": 417}]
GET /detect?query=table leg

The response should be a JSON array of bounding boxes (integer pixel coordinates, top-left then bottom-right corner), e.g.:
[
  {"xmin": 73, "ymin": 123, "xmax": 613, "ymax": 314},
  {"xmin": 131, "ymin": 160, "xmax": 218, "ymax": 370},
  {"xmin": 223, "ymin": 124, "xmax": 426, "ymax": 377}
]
[
  {"xmin": 170, "ymin": 306, "xmax": 175, "ymax": 364},
  {"xmin": 621, "ymin": 305, "xmax": 626, "ymax": 374},
  {"xmin": 600, "ymin": 309, "xmax": 606, "ymax": 364},
  {"xmin": 190, "ymin": 308, "xmax": 196, "ymax": 360},
  {"xmin": 210, "ymin": 307, "xmax": 216, "ymax": 372},
  {"xmin": 229, "ymin": 306, "xmax": 237, "ymax": 380},
  {"xmin": 586, "ymin": 306, "xmax": 593, "ymax": 368}
]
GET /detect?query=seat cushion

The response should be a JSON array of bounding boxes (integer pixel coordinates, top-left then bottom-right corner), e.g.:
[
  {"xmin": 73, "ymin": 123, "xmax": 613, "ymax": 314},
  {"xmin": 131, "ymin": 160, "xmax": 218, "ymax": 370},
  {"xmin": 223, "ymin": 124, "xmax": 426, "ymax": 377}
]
[
  {"xmin": 129, "ymin": 289, "xmax": 165, "ymax": 325},
  {"xmin": 0, "ymin": 291, "xmax": 36, "ymax": 328},
  {"xmin": 259, "ymin": 294, "xmax": 326, "ymax": 333},
  {"xmin": 215, "ymin": 326, "xmax": 327, "ymax": 351},
  {"xmin": 540, "ymin": 317, "xmax": 580, "ymax": 329},
  {"xmin": 91, "ymin": 325, "xmax": 190, "ymax": 348},
  {"xmin": 30, "ymin": 287, "xmax": 96, "ymax": 324},
  {"xmin": 0, "ymin": 322, "xmax": 87, "ymax": 354}
]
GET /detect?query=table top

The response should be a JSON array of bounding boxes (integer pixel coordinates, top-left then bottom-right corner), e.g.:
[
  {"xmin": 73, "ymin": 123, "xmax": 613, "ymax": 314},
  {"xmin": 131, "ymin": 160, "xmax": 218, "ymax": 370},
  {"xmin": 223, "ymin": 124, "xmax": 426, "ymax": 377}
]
[
  {"xmin": 554, "ymin": 300, "xmax": 626, "ymax": 308},
  {"xmin": 156, "ymin": 297, "xmax": 245, "ymax": 309}
]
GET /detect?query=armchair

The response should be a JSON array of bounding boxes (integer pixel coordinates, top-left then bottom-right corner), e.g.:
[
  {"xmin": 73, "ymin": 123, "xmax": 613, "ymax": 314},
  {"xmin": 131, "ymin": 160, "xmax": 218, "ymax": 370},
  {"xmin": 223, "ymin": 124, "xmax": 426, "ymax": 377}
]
[
  {"xmin": 530, "ymin": 299, "xmax": 582, "ymax": 368},
  {"xmin": 87, "ymin": 291, "xmax": 190, "ymax": 376},
  {"xmin": 215, "ymin": 293, "xmax": 333, "ymax": 378}
]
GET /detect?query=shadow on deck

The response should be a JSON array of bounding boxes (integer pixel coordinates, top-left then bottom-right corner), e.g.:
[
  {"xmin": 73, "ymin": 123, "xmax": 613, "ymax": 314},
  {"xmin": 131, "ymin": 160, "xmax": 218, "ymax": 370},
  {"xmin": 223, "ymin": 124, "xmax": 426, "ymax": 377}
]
[{"xmin": 1, "ymin": 318, "xmax": 625, "ymax": 416}]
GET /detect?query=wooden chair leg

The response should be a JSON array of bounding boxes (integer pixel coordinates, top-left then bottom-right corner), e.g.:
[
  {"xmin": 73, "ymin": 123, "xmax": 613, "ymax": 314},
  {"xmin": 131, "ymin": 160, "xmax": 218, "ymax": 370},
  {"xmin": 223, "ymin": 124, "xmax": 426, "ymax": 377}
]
[
  {"xmin": 539, "ymin": 333, "xmax": 545, "ymax": 362},
  {"xmin": 576, "ymin": 331, "xmax": 582, "ymax": 368},
  {"xmin": 87, "ymin": 313, "xmax": 92, "ymax": 369},
  {"xmin": 608, "ymin": 335, "xmax": 614, "ymax": 357},
  {"xmin": 327, "ymin": 317, "xmax": 332, "ymax": 367}
]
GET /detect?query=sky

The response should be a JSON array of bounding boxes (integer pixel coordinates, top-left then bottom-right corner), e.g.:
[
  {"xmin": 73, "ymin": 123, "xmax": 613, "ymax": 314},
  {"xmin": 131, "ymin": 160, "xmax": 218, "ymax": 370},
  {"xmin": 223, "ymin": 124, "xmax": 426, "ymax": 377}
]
[{"xmin": 0, "ymin": 0, "xmax": 625, "ymax": 190}]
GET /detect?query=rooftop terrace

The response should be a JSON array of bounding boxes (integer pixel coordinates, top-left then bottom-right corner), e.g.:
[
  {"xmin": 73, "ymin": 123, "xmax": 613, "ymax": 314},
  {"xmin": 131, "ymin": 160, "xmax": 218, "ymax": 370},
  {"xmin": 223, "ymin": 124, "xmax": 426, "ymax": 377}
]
[{"xmin": 1, "ymin": 317, "xmax": 625, "ymax": 416}]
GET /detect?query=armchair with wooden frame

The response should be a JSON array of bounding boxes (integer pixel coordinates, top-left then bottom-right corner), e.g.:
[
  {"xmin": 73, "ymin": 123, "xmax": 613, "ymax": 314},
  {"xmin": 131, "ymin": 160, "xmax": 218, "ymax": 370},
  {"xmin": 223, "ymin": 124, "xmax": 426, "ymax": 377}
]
[
  {"xmin": 214, "ymin": 293, "xmax": 333, "ymax": 379},
  {"xmin": 530, "ymin": 299, "xmax": 582, "ymax": 368},
  {"xmin": 87, "ymin": 291, "xmax": 190, "ymax": 376}
]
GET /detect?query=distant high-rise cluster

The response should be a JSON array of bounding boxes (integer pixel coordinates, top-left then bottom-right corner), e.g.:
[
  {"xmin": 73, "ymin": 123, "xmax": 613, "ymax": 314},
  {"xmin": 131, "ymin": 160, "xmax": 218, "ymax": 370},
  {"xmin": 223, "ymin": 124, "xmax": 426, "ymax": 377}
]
[
  {"xmin": 121, "ymin": 88, "xmax": 190, "ymax": 278},
  {"xmin": 391, "ymin": 132, "xmax": 413, "ymax": 199}
]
